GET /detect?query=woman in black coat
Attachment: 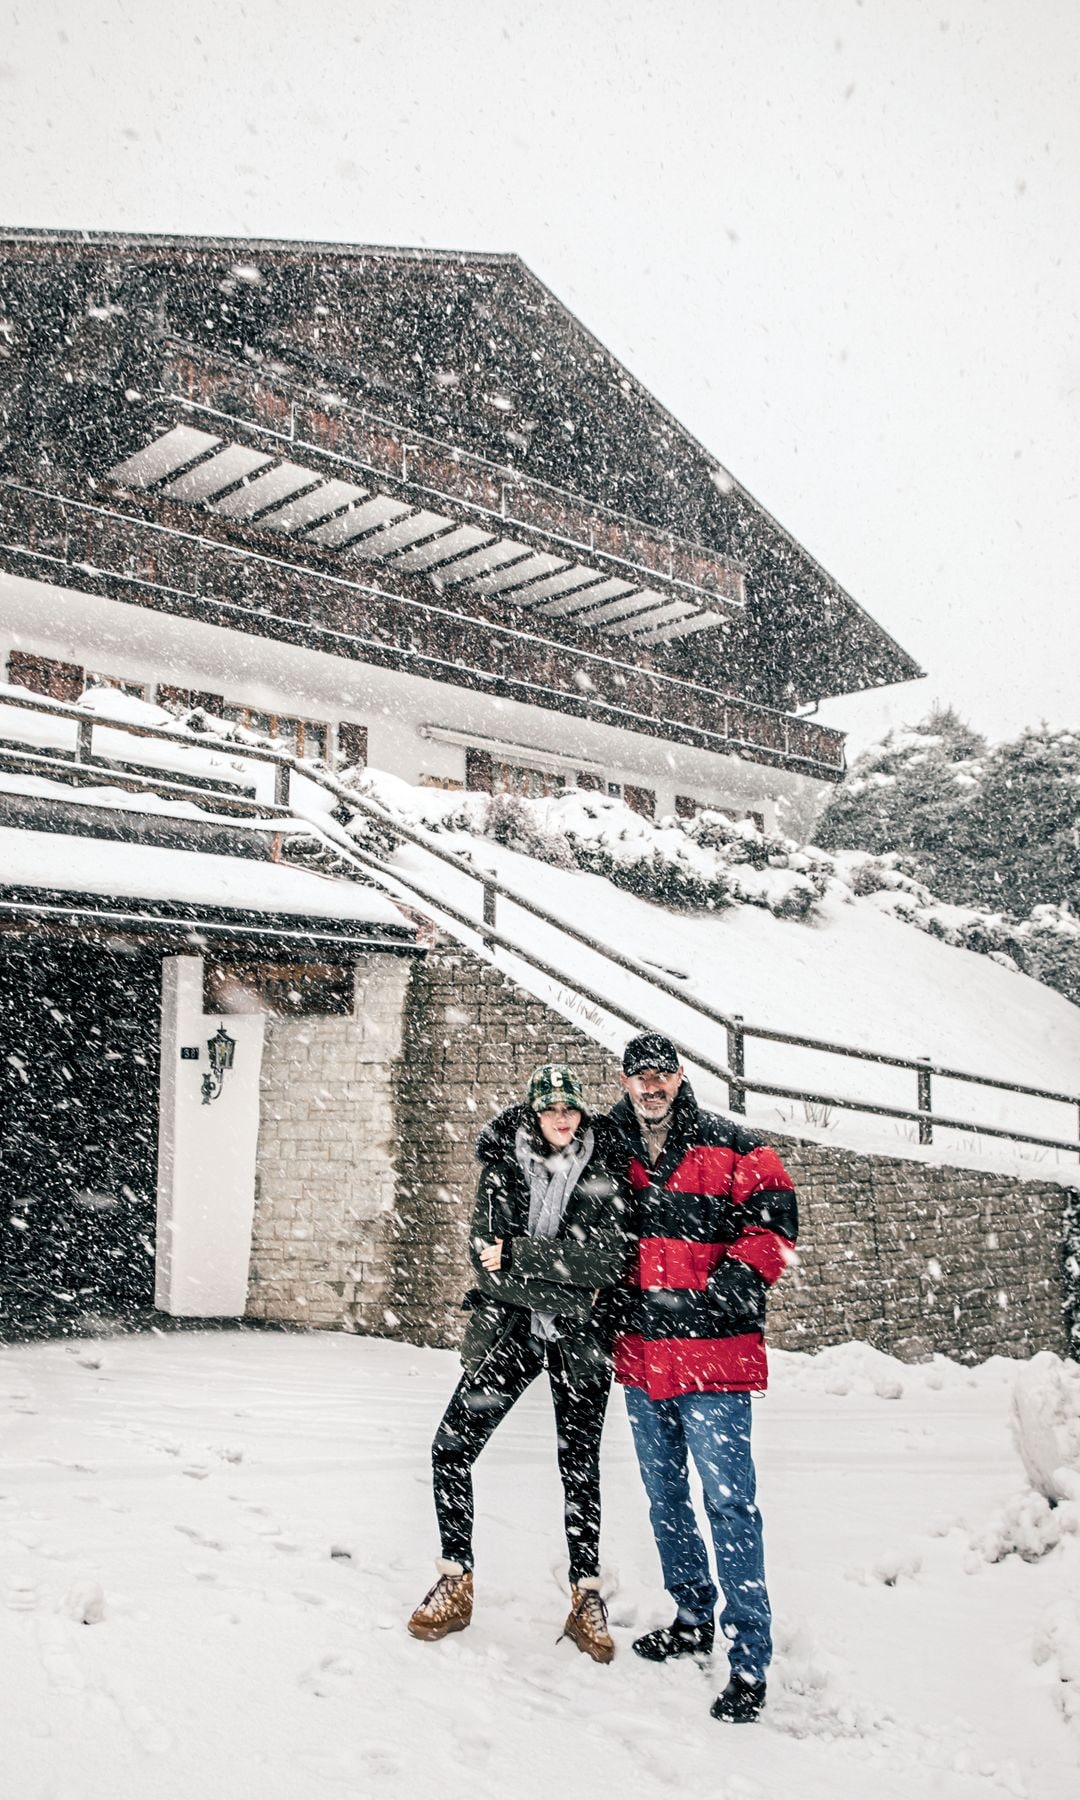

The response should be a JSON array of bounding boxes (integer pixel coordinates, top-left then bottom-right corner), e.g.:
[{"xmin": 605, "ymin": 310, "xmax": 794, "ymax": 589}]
[{"xmin": 407, "ymin": 1062, "xmax": 632, "ymax": 1661}]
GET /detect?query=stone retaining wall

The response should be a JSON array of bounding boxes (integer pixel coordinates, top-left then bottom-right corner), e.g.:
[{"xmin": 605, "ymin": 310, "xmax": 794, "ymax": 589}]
[
  {"xmin": 244, "ymin": 941, "xmax": 1075, "ymax": 1362},
  {"xmin": 385, "ymin": 950, "xmax": 1073, "ymax": 1363},
  {"xmin": 766, "ymin": 1138, "xmax": 1067, "ymax": 1362}
]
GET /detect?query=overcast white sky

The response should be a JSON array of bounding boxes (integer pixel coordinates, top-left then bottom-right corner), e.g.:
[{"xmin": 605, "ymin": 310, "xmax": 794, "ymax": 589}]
[{"xmin": 2, "ymin": 0, "xmax": 1077, "ymax": 753}]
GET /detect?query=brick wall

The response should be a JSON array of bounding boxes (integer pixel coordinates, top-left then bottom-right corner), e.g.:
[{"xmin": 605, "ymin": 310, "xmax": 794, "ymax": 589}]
[
  {"xmin": 244, "ymin": 941, "xmax": 1074, "ymax": 1362},
  {"xmin": 766, "ymin": 1139, "xmax": 1068, "ymax": 1362},
  {"xmin": 384, "ymin": 948, "xmax": 1073, "ymax": 1363},
  {"xmin": 246, "ymin": 955, "xmax": 410, "ymax": 1330}
]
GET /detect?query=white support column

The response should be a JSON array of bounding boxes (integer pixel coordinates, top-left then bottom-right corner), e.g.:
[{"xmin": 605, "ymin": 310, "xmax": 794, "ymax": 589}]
[{"xmin": 155, "ymin": 955, "xmax": 265, "ymax": 1316}]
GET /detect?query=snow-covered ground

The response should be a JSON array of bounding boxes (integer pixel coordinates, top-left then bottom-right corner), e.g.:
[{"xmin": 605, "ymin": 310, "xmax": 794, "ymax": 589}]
[{"xmin": 2, "ymin": 1330, "xmax": 1078, "ymax": 1800}]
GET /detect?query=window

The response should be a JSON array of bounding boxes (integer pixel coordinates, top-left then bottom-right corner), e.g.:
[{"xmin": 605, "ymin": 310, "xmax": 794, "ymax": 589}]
[
  {"xmin": 204, "ymin": 961, "xmax": 354, "ymax": 1017},
  {"xmin": 464, "ymin": 746, "xmax": 565, "ymax": 799},
  {"xmin": 465, "ymin": 748, "xmax": 493, "ymax": 792},
  {"xmin": 337, "ymin": 722, "xmax": 368, "ymax": 769},
  {"xmin": 86, "ymin": 672, "xmax": 149, "ymax": 701},
  {"xmin": 624, "ymin": 784, "xmax": 655, "ymax": 819},
  {"xmin": 221, "ymin": 705, "xmax": 329, "ymax": 762},
  {"xmin": 157, "ymin": 685, "xmax": 225, "ymax": 716},
  {"xmin": 494, "ymin": 760, "xmax": 564, "ymax": 799},
  {"xmin": 7, "ymin": 651, "xmax": 84, "ymax": 701}
]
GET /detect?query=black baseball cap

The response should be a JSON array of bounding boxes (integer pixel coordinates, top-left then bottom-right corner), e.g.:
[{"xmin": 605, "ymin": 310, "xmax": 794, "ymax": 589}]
[{"xmin": 622, "ymin": 1033, "xmax": 682, "ymax": 1077}]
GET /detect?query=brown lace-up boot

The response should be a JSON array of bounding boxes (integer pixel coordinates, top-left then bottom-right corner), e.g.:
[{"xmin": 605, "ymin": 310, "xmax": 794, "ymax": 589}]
[
  {"xmin": 561, "ymin": 1578, "xmax": 615, "ymax": 1663},
  {"xmin": 407, "ymin": 1560, "xmax": 474, "ymax": 1641}
]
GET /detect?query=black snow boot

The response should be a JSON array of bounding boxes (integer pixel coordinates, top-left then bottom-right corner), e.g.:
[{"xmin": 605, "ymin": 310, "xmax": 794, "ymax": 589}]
[
  {"xmin": 710, "ymin": 1674, "xmax": 767, "ymax": 1724},
  {"xmin": 632, "ymin": 1617, "xmax": 714, "ymax": 1662}
]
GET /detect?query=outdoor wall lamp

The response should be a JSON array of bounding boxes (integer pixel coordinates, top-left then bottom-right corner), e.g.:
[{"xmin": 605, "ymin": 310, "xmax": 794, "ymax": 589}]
[{"xmin": 201, "ymin": 1023, "xmax": 236, "ymax": 1105}]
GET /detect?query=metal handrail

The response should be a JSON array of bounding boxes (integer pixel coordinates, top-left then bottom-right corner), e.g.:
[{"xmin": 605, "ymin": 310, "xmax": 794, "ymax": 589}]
[{"xmin": 1, "ymin": 685, "xmax": 1077, "ymax": 1159}]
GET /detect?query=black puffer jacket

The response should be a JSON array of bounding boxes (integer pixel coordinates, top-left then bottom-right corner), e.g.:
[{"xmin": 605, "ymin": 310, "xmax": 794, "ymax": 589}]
[{"xmin": 460, "ymin": 1104, "xmax": 634, "ymax": 1381}]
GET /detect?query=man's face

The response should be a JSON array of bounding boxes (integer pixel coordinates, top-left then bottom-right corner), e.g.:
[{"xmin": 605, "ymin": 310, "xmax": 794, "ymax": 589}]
[{"xmin": 621, "ymin": 1066, "xmax": 684, "ymax": 1125}]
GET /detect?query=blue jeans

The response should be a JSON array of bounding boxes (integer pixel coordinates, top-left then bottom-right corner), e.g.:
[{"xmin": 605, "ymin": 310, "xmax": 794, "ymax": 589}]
[{"xmin": 624, "ymin": 1386, "xmax": 772, "ymax": 1681}]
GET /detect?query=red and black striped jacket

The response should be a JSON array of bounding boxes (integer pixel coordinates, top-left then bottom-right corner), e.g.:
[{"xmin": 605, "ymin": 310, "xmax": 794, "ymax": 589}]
[{"xmin": 609, "ymin": 1084, "xmax": 797, "ymax": 1400}]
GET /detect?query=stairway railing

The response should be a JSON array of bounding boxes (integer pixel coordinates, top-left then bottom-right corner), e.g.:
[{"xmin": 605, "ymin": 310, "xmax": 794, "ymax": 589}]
[{"xmin": 1, "ymin": 686, "xmax": 1077, "ymax": 1160}]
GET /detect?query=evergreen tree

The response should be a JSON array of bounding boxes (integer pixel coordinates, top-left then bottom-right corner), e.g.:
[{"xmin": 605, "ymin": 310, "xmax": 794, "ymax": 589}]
[
  {"xmin": 816, "ymin": 711, "xmax": 1080, "ymax": 1011},
  {"xmin": 936, "ymin": 726, "xmax": 1080, "ymax": 913},
  {"xmin": 814, "ymin": 706, "xmax": 986, "ymax": 867}
]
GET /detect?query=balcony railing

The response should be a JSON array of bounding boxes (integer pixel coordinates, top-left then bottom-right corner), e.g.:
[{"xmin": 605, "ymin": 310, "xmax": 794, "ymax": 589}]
[
  {"xmin": 1, "ymin": 476, "xmax": 846, "ymax": 782},
  {"xmin": 163, "ymin": 342, "xmax": 745, "ymax": 609}
]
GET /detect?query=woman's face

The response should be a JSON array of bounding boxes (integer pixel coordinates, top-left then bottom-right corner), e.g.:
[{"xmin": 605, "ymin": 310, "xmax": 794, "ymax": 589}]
[{"xmin": 537, "ymin": 1104, "xmax": 582, "ymax": 1149}]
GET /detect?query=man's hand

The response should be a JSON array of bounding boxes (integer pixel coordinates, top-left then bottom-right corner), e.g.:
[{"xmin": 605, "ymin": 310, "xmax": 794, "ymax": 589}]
[{"xmin": 479, "ymin": 1239, "xmax": 504, "ymax": 1273}]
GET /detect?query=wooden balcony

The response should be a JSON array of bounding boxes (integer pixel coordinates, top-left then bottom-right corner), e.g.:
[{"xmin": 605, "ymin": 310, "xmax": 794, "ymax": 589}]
[
  {"xmin": 162, "ymin": 343, "xmax": 746, "ymax": 619},
  {"xmin": 0, "ymin": 478, "xmax": 846, "ymax": 783}
]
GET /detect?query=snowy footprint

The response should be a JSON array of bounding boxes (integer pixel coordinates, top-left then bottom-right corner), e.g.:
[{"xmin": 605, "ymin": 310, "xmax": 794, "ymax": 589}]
[
  {"xmin": 174, "ymin": 1523, "xmax": 228, "ymax": 1552},
  {"xmin": 101, "ymin": 1671, "xmax": 174, "ymax": 1756}
]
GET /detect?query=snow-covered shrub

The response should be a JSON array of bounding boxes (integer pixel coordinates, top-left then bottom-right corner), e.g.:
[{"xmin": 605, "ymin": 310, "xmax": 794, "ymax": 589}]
[
  {"xmin": 1011, "ymin": 1352, "xmax": 1080, "ymax": 1505},
  {"xmin": 843, "ymin": 852, "xmax": 932, "ymax": 903},
  {"xmin": 491, "ymin": 790, "xmax": 732, "ymax": 910},
  {"xmin": 972, "ymin": 1354, "xmax": 1080, "ymax": 1563},
  {"xmin": 481, "ymin": 793, "xmax": 575, "ymax": 868},
  {"xmin": 762, "ymin": 874, "xmax": 820, "ymax": 920}
]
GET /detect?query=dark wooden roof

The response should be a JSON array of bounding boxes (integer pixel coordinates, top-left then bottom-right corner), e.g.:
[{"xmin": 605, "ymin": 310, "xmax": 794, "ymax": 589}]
[{"xmin": 0, "ymin": 228, "xmax": 922, "ymax": 706}]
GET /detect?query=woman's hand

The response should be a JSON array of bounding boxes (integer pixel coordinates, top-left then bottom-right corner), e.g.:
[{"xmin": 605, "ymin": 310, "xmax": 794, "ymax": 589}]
[{"xmin": 478, "ymin": 1239, "xmax": 504, "ymax": 1273}]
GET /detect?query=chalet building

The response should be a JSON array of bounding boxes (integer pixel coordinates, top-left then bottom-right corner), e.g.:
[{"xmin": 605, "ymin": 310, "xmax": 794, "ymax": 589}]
[
  {"xmin": 0, "ymin": 229, "xmax": 919, "ymax": 831},
  {"xmin": 0, "ymin": 230, "xmax": 924, "ymax": 1339}
]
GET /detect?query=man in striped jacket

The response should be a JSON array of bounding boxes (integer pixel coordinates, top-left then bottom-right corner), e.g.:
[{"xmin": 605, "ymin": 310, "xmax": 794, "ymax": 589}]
[{"xmin": 609, "ymin": 1033, "xmax": 798, "ymax": 1725}]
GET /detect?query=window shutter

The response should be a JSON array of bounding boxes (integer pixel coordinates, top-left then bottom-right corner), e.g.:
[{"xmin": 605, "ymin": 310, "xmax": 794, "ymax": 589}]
[
  {"xmin": 624, "ymin": 783, "xmax": 655, "ymax": 819},
  {"xmin": 8, "ymin": 651, "xmax": 85, "ymax": 701},
  {"xmin": 157, "ymin": 686, "xmax": 224, "ymax": 716},
  {"xmin": 465, "ymin": 748, "xmax": 494, "ymax": 793},
  {"xmin": 337, "ymin": 722, "xmax": 368, "ymax": 769}
]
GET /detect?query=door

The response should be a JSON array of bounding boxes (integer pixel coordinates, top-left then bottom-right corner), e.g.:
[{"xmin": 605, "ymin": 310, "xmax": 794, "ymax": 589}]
[{"xmin": 0, "ymin": 937, "xmax": 161, "ymax": 1335}]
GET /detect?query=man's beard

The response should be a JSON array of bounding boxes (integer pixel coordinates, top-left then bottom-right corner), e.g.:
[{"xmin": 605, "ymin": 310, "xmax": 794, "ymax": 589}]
[{"xmin": 632, "ymin": 1095, "xmax": 673, "ymax": 1128}]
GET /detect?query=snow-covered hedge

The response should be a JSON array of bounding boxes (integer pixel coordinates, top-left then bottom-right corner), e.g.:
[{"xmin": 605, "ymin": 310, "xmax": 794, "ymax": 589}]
[
  {"xmin": 344, "ymin": 772, "xmax": 835, "ymax": 920},
  {"xmin": 151, "ymin": 699, "xmax": 1080, "ymax": 1005},
  {"xmin": 846, "ymin": 853, "xmax": 1080, "ymax": 1006},
  {"xmin": 332, "ymin": 766, "xmax": 1080, "ymax": 1007}
]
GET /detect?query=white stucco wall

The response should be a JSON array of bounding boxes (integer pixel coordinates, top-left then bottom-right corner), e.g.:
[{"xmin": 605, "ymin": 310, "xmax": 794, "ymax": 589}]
[
  {"xmin": 0, "ymin": 572, "xmax": 833, "ymax": 837},
  {"xmin": 155, "ymin": 955, "xmax": 265, "ymax": 1316}
]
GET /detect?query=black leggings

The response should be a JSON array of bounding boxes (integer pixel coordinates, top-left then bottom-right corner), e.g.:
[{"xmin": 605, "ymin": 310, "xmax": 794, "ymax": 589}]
[{"xmin": 431, "ymin": 1318, "xmax": 611, "ymax": 1584}]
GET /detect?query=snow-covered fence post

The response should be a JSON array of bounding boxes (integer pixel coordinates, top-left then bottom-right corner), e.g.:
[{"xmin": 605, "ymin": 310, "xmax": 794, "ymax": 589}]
[
  {"xmin": 727, "ymin": 1014, "xmax": 746, "ymax": 1114},
  {"xmin": 482, "ymin": 880, "xmax": 496, "ymax": 951},
  {"xmin": 274, "ymin": 759, "xmax": 290, "ymax": 808},
  {"xmin": 917, "ymin": 1058, "xmax": 933, "ymax": 1144},
  {"xmin": 1064, "ymin": 1186, "xmax": 1080, "ymax": 1364},
  {"xmin": 75, "ymin": 717, "xmax": 93, "ymax": 763}
]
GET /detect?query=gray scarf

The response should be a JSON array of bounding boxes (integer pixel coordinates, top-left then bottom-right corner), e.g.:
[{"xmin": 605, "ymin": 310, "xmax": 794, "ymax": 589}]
[{"xmin": 514, "ymin": 1122, "xmax": 594, "ymax": 1342}]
